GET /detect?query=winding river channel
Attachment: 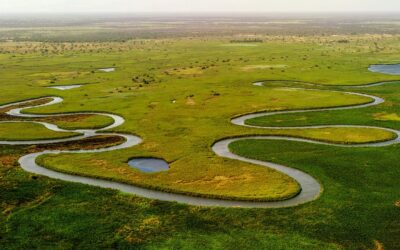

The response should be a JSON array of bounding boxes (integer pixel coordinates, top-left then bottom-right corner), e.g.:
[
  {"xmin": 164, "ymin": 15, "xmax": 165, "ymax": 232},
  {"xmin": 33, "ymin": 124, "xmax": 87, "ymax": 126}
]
[{"xmin": 0, "ymin": 79, "xmax": 399, "ymax": 208}]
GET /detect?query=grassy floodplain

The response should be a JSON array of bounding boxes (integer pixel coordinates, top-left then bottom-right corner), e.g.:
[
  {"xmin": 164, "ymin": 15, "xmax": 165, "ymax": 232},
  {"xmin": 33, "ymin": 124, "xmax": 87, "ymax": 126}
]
[
  {"xmin": 0, "ymin": 34, "xmax": 399, "ymax": 249},
  {"xmin": 0, "ymin": 122, "xmax": 80, "ymax": 141},
  {"xmin": 38, "ymin": 113, "xmax": 115, "ymax": 130}
]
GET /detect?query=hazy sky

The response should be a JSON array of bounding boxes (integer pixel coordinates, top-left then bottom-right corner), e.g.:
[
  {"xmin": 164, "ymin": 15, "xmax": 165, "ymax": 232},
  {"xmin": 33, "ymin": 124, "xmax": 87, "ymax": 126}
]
[{"xmin": 1, "ymin": 0, "xmax": 400, "ymax": 13}]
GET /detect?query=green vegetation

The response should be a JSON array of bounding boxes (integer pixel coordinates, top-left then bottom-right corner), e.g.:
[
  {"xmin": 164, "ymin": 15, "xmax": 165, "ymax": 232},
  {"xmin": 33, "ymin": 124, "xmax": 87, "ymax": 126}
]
[
  {"xmin": 39, "ymin": 114, "xmax": 114, "ymax": 130},
  {"xmin": 34, "ymin": 126, "xmax": 396, "ymax": 202},
  {"xmin": 3, "ymin": 37, "xmax": 398, "ymax": 201},
  {"xmin": 0, "ymin": 122, "xmax": 79, "ymax": 141},
  {"xmin": 274, "ymin": 127, "xmax": 397, "ymax": 144},
  {"xmin": 37, "ymin": 151, "xmax": 301, "ymax": 201},
  {"xmin": 6, "ymin": 36, "xmax": 396, "ymax": 201},
  {"xmin": 246, "ymin": 81, "xmax": 400, "ymax": 130},
  {"xmin": 0, "ymin": 29, "xmax": 399, "ymax": 248},
  {"xmin": 227, "ymin": 140, "xmax": 400, "ymax": 250},
  {"xmin": 1, "ymin": 140, "xmax": 399, "ymax": 249}
]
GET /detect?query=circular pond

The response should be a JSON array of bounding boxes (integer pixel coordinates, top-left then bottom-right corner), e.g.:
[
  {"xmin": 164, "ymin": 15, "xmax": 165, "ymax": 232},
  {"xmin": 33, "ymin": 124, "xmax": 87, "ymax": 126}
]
[{"xmin": 128, "ymin": 158, "xmax": 169, "ymax": 173}]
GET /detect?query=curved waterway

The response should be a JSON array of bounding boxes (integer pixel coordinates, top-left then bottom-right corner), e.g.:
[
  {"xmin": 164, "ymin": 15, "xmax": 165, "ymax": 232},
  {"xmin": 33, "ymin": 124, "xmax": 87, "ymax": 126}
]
[{"xmin": 0, "ymin": 80, "xmax": 399, "ymax": 208}]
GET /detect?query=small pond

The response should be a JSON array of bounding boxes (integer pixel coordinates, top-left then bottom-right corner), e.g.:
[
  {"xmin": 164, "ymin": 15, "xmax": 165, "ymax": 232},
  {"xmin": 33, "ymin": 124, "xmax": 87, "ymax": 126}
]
[
  {"xmin": 128, "ymin": 158, "xmax": 169, "ymax": 173},
  {"xmin": 47, "ymin": 85, "xmax": 82, "ymax": 90},
  {"xmin": 369, "ymin": 64, "xmax": 400, "ymax": 75},
  {"xmin": 99, "ymin": 68, "xmax": 115, "ymax": 73}
]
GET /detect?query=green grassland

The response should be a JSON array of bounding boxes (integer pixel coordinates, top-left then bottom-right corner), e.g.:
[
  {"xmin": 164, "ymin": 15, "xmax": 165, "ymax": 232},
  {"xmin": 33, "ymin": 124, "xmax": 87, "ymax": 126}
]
[
  {"xmin": 0, "ymin": 35, "xmax": 399, "ymax": 249},
  {"xmin": 0, "ymin": 122, "xmax": 79, "ymax": 141},
  {"xmin": 246, "ymin": 81, "xmax": 400, "ymax": 131},
  {"xmin": 228, "ymin": 140, "xmax": 400, "ymax": 250},
  {"xmin": 39, "ymin": 114, "xmax": 114, "ymax": 130},
  {"xmin": 35, "ymin": 126, "xmax": 396, "ymax": 202}
]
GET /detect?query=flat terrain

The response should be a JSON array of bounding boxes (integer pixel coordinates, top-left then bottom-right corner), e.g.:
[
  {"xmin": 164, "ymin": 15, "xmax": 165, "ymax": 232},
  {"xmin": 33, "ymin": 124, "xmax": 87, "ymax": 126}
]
[
  {"xmin": 0, "ymin": 32, "xmax": 399, "ymax": 249},
  {"xmin": 0, "ymin": 122, "xmax": 79, "ymax": 141}
]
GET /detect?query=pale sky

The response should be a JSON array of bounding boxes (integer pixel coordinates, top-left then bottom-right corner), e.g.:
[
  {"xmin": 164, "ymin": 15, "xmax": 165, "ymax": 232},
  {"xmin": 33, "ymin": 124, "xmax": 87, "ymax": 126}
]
[{"xmin": 1, "ymin": 0, "xmax": 400, "ymax": 13}]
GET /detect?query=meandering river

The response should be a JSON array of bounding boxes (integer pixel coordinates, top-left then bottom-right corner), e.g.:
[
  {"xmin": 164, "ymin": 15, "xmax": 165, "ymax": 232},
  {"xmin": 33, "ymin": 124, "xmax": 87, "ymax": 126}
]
[{"xmin": 0, "ymin": 76, "xmax": 399, "ymax": 208}]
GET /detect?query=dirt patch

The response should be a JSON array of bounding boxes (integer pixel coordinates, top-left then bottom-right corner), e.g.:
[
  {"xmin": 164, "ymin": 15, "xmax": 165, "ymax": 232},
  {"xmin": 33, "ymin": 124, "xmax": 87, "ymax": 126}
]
[
  {"xmin": 374, "ymin": 240, "xmax": 384, "ymax": 250},
  {"xmin": 0, "ymin": 155, "xmax": 19, "ymax": 168},
  {"xmin": 186, "ymin": 97, "xmax": 196, "ymax": 106},
  {"xmin": 395, "ymin": 200, "xmax": 400, "ymax": 207}
]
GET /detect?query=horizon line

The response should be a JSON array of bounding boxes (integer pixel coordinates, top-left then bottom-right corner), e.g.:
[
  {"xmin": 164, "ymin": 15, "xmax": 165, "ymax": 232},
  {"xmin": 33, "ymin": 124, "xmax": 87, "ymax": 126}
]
[{"xmin": 2, "ymin": 11, "xmax": 400, "ymax": 14}]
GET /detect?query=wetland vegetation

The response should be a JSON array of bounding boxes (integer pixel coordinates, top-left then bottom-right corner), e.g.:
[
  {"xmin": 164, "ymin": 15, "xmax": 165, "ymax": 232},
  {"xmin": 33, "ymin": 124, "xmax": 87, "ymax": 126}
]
[{"xmin": 0, "ymin": 13, "xmax": 399, "ymax": 249}]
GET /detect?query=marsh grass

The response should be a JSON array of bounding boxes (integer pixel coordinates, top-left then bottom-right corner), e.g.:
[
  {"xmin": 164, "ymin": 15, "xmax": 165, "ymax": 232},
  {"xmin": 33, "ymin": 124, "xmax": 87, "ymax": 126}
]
[
  {"xmin": 0, "ymin": 36, "xmax": 399, "ymax": 248},
  {"xmin": 0, "ymin": 122, "xmax": 79, "ymax": 141}
]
